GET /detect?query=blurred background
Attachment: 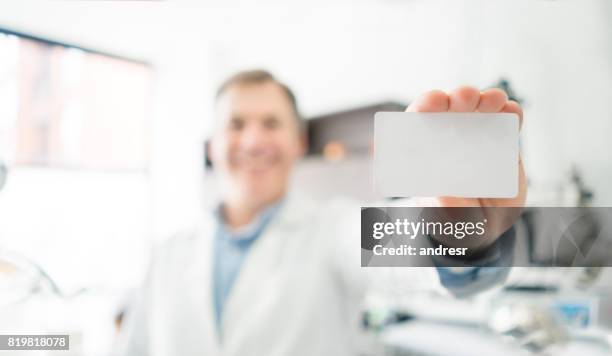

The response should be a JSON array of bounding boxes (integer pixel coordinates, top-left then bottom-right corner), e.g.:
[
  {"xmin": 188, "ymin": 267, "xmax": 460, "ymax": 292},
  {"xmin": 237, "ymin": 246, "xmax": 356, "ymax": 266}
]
[{"xmin": 0, "ymin": 0, "xmax": 611, "ymax": 355}]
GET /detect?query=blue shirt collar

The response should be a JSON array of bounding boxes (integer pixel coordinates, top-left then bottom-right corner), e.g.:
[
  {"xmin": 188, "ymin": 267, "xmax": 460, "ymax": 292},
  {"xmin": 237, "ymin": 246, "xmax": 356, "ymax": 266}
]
[{"xmin": 215, "ymin": 200, "xmax": 284, "ymax": 242}]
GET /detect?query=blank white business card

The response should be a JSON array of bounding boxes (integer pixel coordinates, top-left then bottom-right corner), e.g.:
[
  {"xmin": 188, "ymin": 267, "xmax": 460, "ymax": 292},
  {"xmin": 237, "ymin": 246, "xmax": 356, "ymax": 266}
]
[{"xmin": 374, "ymin": 112, "xmax": 519, "ymax": 198}]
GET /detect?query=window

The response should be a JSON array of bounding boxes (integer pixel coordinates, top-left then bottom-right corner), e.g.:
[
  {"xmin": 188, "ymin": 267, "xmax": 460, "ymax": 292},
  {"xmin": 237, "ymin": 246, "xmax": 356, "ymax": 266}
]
[{"xmin": 0, "ymin": 31, "xmax": 152, "ymax": 170}]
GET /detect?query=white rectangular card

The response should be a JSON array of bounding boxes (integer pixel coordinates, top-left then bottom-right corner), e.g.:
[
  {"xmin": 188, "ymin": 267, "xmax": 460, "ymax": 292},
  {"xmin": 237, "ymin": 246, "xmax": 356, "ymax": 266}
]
[{"xmin": 374, "ymin": 112, "xmax": 519, "ymax": 198}]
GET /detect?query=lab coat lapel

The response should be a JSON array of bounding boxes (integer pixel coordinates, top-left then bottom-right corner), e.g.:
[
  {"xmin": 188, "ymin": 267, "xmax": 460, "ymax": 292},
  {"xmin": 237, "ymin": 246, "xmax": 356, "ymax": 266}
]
[
  {"xmin": 220, "ymin": 195, "xmax": 306, "ymax": 338},
  {"xmin": 182, "ymin": 214, "xmax": 221, "ymax": 352}
]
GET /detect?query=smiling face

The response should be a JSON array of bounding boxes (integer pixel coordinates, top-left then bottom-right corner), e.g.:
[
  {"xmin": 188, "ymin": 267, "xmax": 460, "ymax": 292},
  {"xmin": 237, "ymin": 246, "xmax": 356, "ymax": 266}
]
[{"xmin": 210, "ymin": 80, "xmax": 305, "ymax": 210}]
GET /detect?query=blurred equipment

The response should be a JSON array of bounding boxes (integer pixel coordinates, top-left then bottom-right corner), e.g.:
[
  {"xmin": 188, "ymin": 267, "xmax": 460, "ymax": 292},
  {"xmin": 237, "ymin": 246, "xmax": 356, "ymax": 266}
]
[
  {"xmin": 292, "ymin": 102, "xmax": 406, "ymax": 202},
  {"xmin": 306, "ymin": 101, "xmax": 405, "ymax": 157},
  {"xmin": 0, "ymin": 251, "xmax": 85, "ymax": 308},
  {"xmin": 0, "ymin": 252, "xmax": 39, "ymax": 307},
  {"xmin": 567, "ymin": 165, "xmax": 595, "ymax": 207},
  {"xmin": 492, "ymin": 78, "xmax": 524, "ymax": 105},
  {"xmin": 576, "ymin": 267, "xmax": 603, "ymax": 289},
  {"xmin": 0, "ymin": 161, "xmax": 6, "ymax": 191},
  {"xmin": 489, "ymin": 302, "xmax": 569, "ymax": 353}
]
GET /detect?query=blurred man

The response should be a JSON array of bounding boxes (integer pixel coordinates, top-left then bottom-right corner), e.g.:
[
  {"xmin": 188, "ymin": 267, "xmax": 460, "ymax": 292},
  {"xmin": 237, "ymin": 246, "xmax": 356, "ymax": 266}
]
[{"xmin": 117, "ymin": 70, "xmax": 526, "ymax": 356}]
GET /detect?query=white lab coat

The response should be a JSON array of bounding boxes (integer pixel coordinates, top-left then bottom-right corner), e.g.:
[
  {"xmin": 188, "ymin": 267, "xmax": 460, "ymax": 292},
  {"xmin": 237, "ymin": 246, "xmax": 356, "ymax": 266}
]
[{"xmin": 115, "ymin": 193, "xmax": 469, "ymax": 356}]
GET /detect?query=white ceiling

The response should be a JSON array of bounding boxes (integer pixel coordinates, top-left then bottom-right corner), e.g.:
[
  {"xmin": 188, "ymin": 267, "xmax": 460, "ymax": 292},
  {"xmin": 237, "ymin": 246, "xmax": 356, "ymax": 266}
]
[{"xmin": 2, "ymin": 0, "xmax": 609, "ymax": 116}]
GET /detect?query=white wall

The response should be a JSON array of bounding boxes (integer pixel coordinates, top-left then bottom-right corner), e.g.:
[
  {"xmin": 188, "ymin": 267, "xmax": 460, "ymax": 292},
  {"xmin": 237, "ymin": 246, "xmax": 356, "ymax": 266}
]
[{"xmin": 469, "ymin": 0, "xmax": 612, "ymax": 206}]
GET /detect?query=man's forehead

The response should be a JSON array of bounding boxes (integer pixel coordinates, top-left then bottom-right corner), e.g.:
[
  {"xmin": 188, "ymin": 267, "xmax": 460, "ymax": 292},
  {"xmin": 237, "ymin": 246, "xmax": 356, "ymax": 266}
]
[{"xmin": 216, "ymin": 82, "xmax": 294, "ymax": 115}]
